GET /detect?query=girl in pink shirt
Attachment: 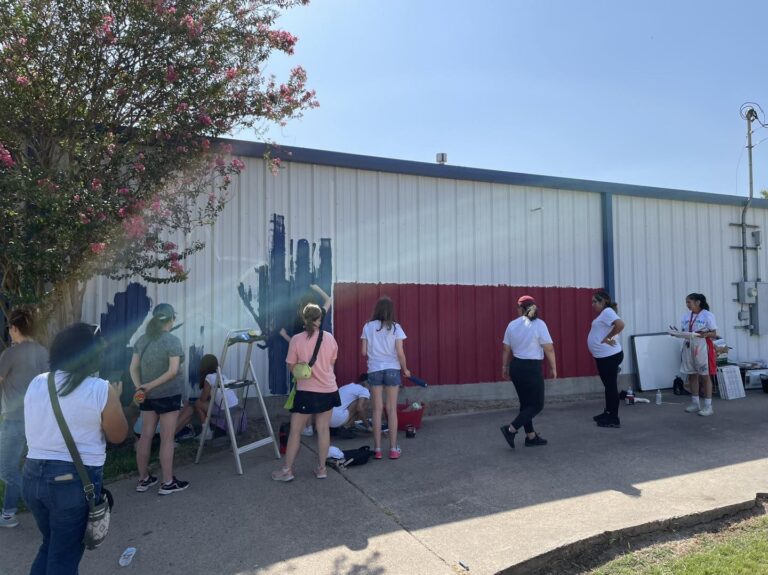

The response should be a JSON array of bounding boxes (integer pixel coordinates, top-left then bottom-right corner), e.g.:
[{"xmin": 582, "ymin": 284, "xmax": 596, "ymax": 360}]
[{"xmin": 272, "ymin": 304, "xmax": 340, "ymax": 481}]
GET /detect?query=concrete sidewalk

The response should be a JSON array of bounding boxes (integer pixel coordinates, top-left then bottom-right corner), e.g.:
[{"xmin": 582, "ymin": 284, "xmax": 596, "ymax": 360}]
[{"xmin": 2, "ymin": 391, "xmax": 767, "ymax": 575}]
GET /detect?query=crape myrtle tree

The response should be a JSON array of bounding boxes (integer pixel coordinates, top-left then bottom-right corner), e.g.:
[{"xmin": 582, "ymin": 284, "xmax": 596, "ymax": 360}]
[{"xmin": 0, "ymin": 0, "xmax": 317, "ymax": 339}]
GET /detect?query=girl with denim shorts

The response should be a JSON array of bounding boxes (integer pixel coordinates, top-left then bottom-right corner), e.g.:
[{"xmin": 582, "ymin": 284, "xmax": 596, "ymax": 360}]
[{"xmin": 361, "ymin": 297, "xmax": 411, "ymax": 460}]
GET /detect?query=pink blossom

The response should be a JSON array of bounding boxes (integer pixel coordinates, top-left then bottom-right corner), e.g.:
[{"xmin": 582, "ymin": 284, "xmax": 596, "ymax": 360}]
[
  {"xmin": 133, "ymin": 163, "xmax": 145, "ymax": 173},
  {"xmin": 223, "ymin": 175, "xmax": 231, "ymax": 185},
  {"xmin": 90, "ymin": 242, "xmax": 106, "ymax": 255},
  {"xmin": 231, "ymin": 158, "xmax": 245, "ymax": 171},
  {"xmin": 79, "ymin": 213, "xmax": 90, "ymax": 224},
  {"xmin": 152, "ymin": 199, "xmax": 162, "ymax": 211},
  {"xmin": 169, "ymin": 261, "xmax": 185, "ymax": 275},
  {"xmin": 197, "ymin": 113, "xmax": 212, "ymax": 126},
  {"xmin": 98, "ymin": 213, "xmax": 107, "ymax": 221},
  {"xmin": 122, "ymin": 215, "xmax": 147, "ymax": 239},
  {"xmin": 225, "ymin": 67, "xmax": 238, "ymax": 80},
  {"xmin": 176, "ymin": 102, "xmax": 189, "ymax": 112},
  {"xmin": 169, "ymin": 251, "xmax": 180, "ymax": 261},
  {"xmin": 200, "ymin": 138, "xmax": 210, "ymax": 151},
  {"xmin": 16, "ymin": 76, "xmax": 30, "ymax": 86},
  {"xmin": 162, "ymin": 242, "xmax": 177, "ymax": 251},
  {"xmin": 0, "ymin": 144, "xmax": 14, "ymax": 169},
  {"xmin": 166, "ymin": 65, "xmax": 178, "ymax": 83},
  {"xmin": 73, "ymin": 195, "xmax": 81, "ymax": 202},
  {"xmin": 91, "ymin": 178, "xmax": 102, "ymax": 190},
  {"xmin": 117, "ymin": 187, "xmax": 130, "ymax": 195},
  {"xmin": 219, "ymin": 143, "xmax": 233, "ymax": 154},
  {"xmin": 118, "ymin": 207, "xmax": 127, "ymax": 218},
  {"xmin": 18, "ymin": 37, "xmax": 27, "ymax": 46},
  {"xmin": 215, "ymin": 156, "xmax": 225, "ymax": 167}
]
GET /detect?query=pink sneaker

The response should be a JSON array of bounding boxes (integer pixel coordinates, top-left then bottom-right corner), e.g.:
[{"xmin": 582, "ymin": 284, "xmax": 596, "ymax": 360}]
[
  {"xmin": 389, "ymin": 447, "xmax": 401, "ymax": 460},
  {"xmin": 271, "ymin": 468, "xmax": 294, "ymax": 482},
  {"xmin": 373, "ymin": 448, "xmax": 382, "ymax": 460}
]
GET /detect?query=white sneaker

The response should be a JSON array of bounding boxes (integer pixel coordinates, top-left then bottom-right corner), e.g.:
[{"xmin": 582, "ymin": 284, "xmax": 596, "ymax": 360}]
[
  {"xmin": 301, "ymin": 425, "xmax": 314, "ymax": 437},
  {"xmin": 698, "ymin": 406, "xmax": 714, "ymax": 416},
  {"xmin": 685, "ymin": 404, "xmax": 701, "ymax": 413}
]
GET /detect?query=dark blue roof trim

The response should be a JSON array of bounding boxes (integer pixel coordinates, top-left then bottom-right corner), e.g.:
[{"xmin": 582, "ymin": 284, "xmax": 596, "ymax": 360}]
[{"xmin": 228, "ymin": 139, "xmax": 768, "ymax": 209}]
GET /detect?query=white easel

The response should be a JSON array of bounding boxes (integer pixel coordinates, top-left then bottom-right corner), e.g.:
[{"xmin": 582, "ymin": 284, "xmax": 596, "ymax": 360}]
[{"xmin": 194, "ymin": 329, "xmax": 280, "ymax": 474}]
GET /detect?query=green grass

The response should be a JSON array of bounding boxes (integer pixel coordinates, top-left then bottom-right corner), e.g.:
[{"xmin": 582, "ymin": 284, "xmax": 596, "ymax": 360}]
[
  {"xmin": 590, "ymin": 514, "xmax": 768, "ymax": 575},
  {"xmin": 0, "ymin": 438, "xmax": 201, "ymax": 510}
]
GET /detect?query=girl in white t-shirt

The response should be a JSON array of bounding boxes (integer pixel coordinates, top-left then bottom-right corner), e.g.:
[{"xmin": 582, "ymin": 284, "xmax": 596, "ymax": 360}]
[
  {"xmin": 678, "ymin": 293, "xmax": 718, "ymax": 416},
  {"xmin": 500, "ymin": 295, "xmax": 557, "ymax": 449},
  {"xmin": 587, "ymin": 291, "xmax": 625, "ymax": 428},
  {"xmin": 361, "ymin": 297, "xmax": 410, "ymax": 460}
]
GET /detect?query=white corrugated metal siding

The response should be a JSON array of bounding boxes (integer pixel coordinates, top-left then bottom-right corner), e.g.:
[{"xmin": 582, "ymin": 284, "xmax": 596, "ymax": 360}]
[
  {"xmin": 82, "ymin": 156, "xmax": 604, "ymax": 388},
  {"xmin": 613, "ymin": 194, "xmax": 768, "ymax": 372}
]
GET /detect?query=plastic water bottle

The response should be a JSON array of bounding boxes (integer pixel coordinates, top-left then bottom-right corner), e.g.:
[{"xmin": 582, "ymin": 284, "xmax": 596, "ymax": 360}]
[
  {"xmin": 655, "ymin": 389, "xmax": 662, "ymax": 405},
  {"xmin": 626, "ymin": 388, "xmax": 635, "ymax": 405}
]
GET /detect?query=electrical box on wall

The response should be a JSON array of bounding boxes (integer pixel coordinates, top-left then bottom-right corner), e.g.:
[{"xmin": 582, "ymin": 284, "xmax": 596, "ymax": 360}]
[
  {"xmin": 750, "ymin": 282, "xmax": 768, "ymax": 335},
  {"xmin": 738, "ymin": 281, "xmax": 758, "ymax": 304}
]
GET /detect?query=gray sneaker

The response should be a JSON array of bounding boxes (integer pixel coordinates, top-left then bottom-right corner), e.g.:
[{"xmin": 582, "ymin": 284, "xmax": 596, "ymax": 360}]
[{"xmin": 0, "ymin": 514, "xmax": 19, "ymax": 528}]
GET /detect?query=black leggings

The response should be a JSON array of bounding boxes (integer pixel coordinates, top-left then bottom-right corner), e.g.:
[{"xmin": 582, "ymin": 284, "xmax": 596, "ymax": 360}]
[
  {"xmin": 509, "ymin": 358, "xmax": 545, "ymax": 434},
  {"xmin": 595, "ymin": 350, "xmax": 623, "ymax": 415}
]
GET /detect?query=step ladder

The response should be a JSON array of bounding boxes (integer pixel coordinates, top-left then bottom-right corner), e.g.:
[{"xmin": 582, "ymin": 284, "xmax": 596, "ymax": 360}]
[{"xmin": 194, "ymin": 329, "xmax": 280, "ymax": 474}]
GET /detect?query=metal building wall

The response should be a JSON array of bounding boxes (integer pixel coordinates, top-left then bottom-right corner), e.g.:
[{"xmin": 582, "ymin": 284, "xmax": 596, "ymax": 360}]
[
  {"xmin": 82, "ymin": 156, "xmax": 605, "ymax": 392},
  {"xmin": 612, "ymin": 194, "xmax": 768, "ymax": 373}
]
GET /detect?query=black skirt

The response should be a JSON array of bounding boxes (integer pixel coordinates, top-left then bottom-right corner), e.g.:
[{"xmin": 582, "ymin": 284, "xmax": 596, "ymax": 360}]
[{"xmin": 291, "ymin": 390, "xmax": 341, "ymax": 414}]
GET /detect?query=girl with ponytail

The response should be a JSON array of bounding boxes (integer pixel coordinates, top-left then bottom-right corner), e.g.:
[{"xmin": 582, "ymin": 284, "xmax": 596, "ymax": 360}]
[
  {"xmin": 588, "ymin": 291, "xmax": 625, "ymax": 427},
  {"xmin": 272, "ymin": 303, "xmax": 340, "ymax": 482},
  {"xmin": 500, "ymin": 295, "xmax": 557, "ymax": 449}
]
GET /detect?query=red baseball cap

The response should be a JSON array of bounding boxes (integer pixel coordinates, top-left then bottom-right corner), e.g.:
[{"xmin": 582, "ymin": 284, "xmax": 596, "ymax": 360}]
[{"xmin": 517, "ymin": 295, "xmax": 536, "ymax": 306}]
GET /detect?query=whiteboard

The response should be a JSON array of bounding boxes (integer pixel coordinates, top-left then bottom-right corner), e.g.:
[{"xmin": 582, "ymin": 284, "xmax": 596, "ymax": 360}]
[{"xmin": 631, "ymin": 333, "xmax": 682, "ymax": 391}]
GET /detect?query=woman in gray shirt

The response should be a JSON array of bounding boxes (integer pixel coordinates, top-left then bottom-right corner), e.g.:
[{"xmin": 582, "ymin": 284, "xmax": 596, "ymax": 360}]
[
  {"xmin": 0, "ymin": 307, "xmax": 48, "ymax": 528},
  {"xmin": 130, "ymin": 303, "xmax": 189, "ymax": 495}
]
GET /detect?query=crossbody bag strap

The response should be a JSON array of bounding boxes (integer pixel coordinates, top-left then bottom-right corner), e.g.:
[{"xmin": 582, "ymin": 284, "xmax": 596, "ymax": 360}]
[
  {"xmin": 308, "ymin": 328, "xmax": 324, "ymax": 367},
  {"xmin": 47, "ymin": 372, "xmax": 97, "ymax": 504}
]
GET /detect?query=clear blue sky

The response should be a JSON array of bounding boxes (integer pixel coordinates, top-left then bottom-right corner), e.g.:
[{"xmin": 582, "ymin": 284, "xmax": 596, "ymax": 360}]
[{"xmin": 244, "ymin": 0, "xmax": 768, "ymax": 196}]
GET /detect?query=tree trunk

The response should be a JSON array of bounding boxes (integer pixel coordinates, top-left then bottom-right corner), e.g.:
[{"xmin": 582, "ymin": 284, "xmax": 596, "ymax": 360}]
[{"xmin": 44, "ymin": 278, "xmax": 86, "ymax": 345}]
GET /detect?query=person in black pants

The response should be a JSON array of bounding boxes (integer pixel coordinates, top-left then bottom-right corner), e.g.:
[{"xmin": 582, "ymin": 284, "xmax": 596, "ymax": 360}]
[
  {"xmin": 587, "ymin": 291, "xmax": 625, "ymax": 427},
  {"xmin": 500, "ymin": 296, "xmax": 558, "ymax": 448}
]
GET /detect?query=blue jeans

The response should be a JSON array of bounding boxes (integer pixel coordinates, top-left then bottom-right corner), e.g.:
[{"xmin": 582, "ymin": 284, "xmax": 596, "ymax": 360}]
[
  {"xmin": 0, "ymin": 418, "xmax": 26, "ymax": 515},
  {"xmin": 22, "ymin": 459, "xmax": 103, "ymax": 575}
]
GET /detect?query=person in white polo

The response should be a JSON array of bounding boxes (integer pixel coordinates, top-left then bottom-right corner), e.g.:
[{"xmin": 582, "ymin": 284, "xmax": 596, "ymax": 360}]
[{"xmin": 500, "ymin": 295, "xmax": 558, "ymax": 449}]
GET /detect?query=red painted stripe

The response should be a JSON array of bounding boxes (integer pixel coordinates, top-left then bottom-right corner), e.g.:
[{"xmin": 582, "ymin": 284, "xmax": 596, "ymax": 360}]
[{"xmin": 333, "ymin": 283, "xmax": 600, "ymax": 386}]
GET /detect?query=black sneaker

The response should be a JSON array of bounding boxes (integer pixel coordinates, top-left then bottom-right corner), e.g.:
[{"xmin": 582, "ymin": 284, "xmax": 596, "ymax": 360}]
[
  {"xmin": 175, "ymin": 425, "xmax": 196, "ymax": 441},
  {"xmin": 593, "ymin": 411, "xmax": 609, "ymax": 422},
  {"xmin": 524, "ymin": 434, "xmax": 548, "ymax": 447},
  {"xmin": 596, "ymin": 416, "xmax": 621, "ymax": 428},
  {"xmin": 500, "ymin": 425, "xmax": 517, "ymax": 449},
  {"xmin": 136, "ymin": 474, "xmax": 158, "ymax": 492},
  {"xmin": 158, "ymin": 477, "xmax": 190, "ymax": 495}
]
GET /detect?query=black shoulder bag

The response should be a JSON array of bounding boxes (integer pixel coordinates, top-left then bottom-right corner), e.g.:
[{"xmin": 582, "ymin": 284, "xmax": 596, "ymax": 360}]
[{"xmin": 47, "ymin": 372, "xmax": 113, "ymax": 550}]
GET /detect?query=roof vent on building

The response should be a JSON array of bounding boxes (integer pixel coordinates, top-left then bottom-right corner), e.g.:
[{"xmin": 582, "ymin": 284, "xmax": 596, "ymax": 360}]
[{"xmin": 436, "ymin": 153, "xmax": 447, "ymax": 165}]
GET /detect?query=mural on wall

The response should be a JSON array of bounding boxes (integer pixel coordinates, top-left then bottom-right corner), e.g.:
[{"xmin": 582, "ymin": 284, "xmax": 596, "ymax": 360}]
[{"xmin": 238, "ymin": 213, "xmax": 333, "ymax": 395}]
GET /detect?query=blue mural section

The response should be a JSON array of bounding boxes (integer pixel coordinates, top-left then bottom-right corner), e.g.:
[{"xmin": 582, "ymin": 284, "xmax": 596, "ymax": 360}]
[
  {"xmin": 99, "ymin": 282, "xmax": 151, "ymax": 381},
  {"xmin": 238, "ymin": 213, "xmax": 333, "ymax": 395}
]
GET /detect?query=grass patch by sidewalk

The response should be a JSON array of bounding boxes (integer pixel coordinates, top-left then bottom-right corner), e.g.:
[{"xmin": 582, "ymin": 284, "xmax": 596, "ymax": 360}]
[
  {"xmin": 586, "ymin": 507, "xmax": 768, "ymax": 575},
  {"xmin": 0, "ymin": 437, "xmax": 201, "ymax": 509}
]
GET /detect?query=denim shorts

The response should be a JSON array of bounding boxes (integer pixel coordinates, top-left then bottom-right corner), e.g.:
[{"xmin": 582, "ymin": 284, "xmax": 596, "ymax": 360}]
[{"xmin": 367, "ymin": 369, "xmax": 402, "ymax": 387}]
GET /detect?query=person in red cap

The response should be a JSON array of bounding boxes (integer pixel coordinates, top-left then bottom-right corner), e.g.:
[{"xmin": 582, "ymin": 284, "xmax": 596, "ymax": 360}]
[{"xmin": 500, "ymin": 295, "xmax": 557, "ymax": 448}]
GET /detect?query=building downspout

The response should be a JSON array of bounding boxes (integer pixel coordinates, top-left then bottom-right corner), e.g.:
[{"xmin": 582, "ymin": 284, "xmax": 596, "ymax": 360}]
[{"xmin": 601, "ymin": 192, "xmax": 615, "ymax": 297}]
